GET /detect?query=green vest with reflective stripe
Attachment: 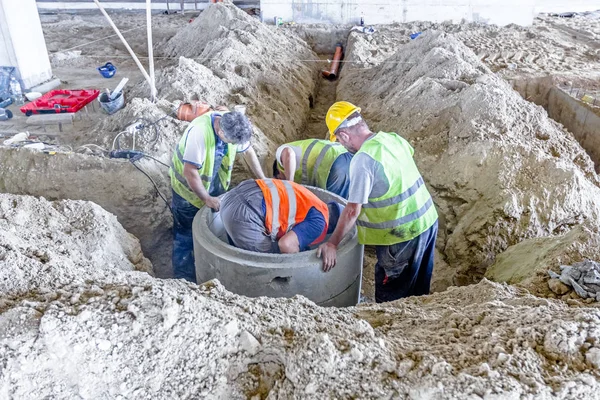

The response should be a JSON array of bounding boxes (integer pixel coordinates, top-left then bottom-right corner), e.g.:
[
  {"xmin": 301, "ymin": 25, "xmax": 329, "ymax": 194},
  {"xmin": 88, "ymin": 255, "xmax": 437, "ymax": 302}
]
[
  {"xmin": 356, "ymin": 132, "xmax": 438, "ymax": 245},
  {"xmin": 169, "ymin": 112, "xmax": 236, "ymax": 208},
  {"xmin": 278, "ymin": 139, "xmax": 347, "ymax": 188}
]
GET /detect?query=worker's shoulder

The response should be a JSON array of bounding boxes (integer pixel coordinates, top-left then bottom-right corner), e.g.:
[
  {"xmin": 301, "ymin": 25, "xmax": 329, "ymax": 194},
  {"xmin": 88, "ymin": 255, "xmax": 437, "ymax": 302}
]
[{"xmin": 350, "ymin": 151, "xmax": 381, "ymax": 170}]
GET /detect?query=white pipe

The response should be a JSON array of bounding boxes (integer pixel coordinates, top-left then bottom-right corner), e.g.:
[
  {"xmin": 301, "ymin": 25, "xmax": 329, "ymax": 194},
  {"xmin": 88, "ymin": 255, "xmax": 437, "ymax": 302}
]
[
  {"xmin": 93, "ymin": 0, "xmax": 157, "ymax": 99},
  {"xmin": 146, "ymin": 0, "xmax": 157, "ymax": 101}
]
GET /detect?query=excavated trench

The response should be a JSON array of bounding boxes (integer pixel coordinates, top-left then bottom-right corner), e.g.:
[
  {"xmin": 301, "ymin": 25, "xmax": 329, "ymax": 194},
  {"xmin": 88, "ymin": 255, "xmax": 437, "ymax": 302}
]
[
  {"xmin": 0, "ymin": 8, "xmax": 369, "ymax": 296},
  {"xmin": 5, "ymin": 10, "xmax": 600, "ymax": 398},
  {"xmin": 511, "ymin": 76, "xmax": 600, "ymax": 174},
  {"xmin": 3, "ymin": 4, "xmax": 600, "ymax": 305}
]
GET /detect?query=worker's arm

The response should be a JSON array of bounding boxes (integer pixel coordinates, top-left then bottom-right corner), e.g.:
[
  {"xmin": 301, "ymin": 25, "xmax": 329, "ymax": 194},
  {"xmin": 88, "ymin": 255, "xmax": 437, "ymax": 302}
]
[
  {"xmin": 278, "ymin": 231, "xmax": 300, "ymax": 254},
  {"xmin": 316, "ymin": 202, "xmax": 362, "ymax": 271},
  {"xmin": 280, "ymin": 147, "xmax": 297, "ymax": 181},
  {"xmin": 242, "ymin": 146, "xmax": 267, "ymax": 179},
  {"xmin": 183, "ymin": 162, "xmax": 220, "ymax": 210}
]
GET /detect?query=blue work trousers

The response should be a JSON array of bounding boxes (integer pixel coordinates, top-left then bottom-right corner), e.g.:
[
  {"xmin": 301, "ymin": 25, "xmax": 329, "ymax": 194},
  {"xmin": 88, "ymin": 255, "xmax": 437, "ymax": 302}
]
[
  {"xmin": 325, "ymin": 152, "xmax": 352, "ymax": 199},
  {"xmin": 374, "ymin": 221, "xmax": 438, "ymax": 303},
  {"xmin": 171, "ymin": 190, "xmax": 200, "ymax": 282}
]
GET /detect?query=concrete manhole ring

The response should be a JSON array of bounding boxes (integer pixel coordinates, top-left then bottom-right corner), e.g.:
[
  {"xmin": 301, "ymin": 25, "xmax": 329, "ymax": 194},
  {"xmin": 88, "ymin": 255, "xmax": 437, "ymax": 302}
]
[{"xmin": 193, "ymin": 186, "xmax": 364, "ymax": 307}]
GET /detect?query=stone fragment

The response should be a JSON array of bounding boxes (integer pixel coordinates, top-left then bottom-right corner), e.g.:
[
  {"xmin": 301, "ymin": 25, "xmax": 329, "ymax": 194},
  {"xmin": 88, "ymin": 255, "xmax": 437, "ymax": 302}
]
[{"xmin": 548, "ymin": 278, "xmax": 570, "ymax": 295}]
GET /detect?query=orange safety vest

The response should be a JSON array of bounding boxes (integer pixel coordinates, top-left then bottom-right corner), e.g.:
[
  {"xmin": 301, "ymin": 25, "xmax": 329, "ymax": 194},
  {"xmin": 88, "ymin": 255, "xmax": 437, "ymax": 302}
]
[{"xmin": 256, "ymin": 179, "xmax": 329, "ymax": 245}]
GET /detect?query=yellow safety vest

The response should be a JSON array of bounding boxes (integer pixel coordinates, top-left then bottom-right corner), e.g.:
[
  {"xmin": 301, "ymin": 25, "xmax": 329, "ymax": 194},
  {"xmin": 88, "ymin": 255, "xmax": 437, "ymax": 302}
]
[
  {"xmin": 278, "ymin": 139, "xmax": 347, "ymax": 189},
  {"xmin": 356, "ymin": 132, "xmax": 438, "ymax": 245},
  {"xmin": 169, "ymin": 112, "xmax": 236, "ymax": 208}
]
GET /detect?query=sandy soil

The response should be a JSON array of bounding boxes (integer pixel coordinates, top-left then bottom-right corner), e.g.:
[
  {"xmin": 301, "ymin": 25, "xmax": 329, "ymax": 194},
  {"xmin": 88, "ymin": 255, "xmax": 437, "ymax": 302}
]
[{"xmin": 2, "ymin": 5, "xmax": 600, "ymax": 398}]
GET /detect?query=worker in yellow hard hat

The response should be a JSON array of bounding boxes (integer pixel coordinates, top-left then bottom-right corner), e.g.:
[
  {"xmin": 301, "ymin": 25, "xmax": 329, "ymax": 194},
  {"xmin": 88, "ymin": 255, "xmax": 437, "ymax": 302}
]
[{"xmin": 318, "ymin": 101, "xmax": 439, "ymax": 302}]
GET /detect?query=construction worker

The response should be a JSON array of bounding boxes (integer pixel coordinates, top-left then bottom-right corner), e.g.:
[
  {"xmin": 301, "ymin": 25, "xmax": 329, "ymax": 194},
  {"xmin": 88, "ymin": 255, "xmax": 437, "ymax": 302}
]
[
  {"xmin": 272, "ymin": 139, "xmax": 352, "ymax": 198},
  {"xmin": 220, "ymin": 179, "xmax": 344, "ymax": 253},
  {"xmin": 169, "ymin": 110, "xmax": 265, "ymax": 282},
  {"xmin": 317, "ymin": 101, "xmax": 438, "ymax": 302}
]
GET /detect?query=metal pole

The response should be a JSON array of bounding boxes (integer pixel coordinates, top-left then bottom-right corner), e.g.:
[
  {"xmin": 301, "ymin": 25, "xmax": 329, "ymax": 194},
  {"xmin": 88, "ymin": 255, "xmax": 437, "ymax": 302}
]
[
  {"xmin": 146, "ymin": 0, "xmax": 157, "ymax": 101},
  {"xmin": 93, "ymin": 0, "xmax": 156, "ymax": 100}
]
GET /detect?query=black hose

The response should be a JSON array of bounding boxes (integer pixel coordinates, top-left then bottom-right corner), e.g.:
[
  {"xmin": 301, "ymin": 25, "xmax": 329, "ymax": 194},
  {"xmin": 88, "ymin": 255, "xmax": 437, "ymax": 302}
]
[{"xmin": 130, "ymin": 159, "xmax": 173, "ymax": 215}]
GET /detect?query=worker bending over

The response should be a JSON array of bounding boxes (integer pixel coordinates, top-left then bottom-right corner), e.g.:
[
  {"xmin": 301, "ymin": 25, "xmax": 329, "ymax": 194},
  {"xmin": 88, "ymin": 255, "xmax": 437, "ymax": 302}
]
[
  {"xmin": 317, "ymin": 101, "xmax": 438, "ymax": 302},
  {"xmin": 220, "ymin": 179, "xmax": 344, "ymax": 253},
  {"xmin": 169, "ymin": 110, "xmax": 265, "ymax": 282},
  {"xmin": 272, "ymin": 139, "xmax": 352, "ymax": 199}
]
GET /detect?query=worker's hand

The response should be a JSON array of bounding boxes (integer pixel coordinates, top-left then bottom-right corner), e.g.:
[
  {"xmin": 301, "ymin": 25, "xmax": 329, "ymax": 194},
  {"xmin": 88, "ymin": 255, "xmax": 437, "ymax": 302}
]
[
  {"xmin": 317, "ymin": 242, "xmax": 338, "ymax": 272},
  {"xmin": 214, "ymin": 105, "xmax": 229, "ymax": 112},
  {"xmin": 204, "ymin": 196, "xmax": 221, "ymax": 211}
]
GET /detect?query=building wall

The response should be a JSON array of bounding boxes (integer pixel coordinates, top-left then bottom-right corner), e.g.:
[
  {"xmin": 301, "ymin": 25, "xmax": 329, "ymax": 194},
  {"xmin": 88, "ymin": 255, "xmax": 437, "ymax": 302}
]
[
  {"xmin": 260, "ymin": 0, "xmax": 599, "ymax": 26},
  {"xmin": 535, "ymin": 0, "xmax": 600, "ymax": 13},
  {"xmin": 35, "ymin": 0, "xmax": 258, "ymax": 11},
  {"xmin": 0, "ymin": 0, "xmax": 52, "ymax": 89}
]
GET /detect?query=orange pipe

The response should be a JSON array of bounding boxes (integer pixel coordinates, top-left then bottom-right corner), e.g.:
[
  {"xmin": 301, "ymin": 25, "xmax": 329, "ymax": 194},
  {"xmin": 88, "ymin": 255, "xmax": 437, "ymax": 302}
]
[
  {"xmin": 322, "ymin": 43, "xmax": 343, "ymax": 79},
  {"xmin": 177, "ymin": 100, "xmax": 212, "ymax": 122}
]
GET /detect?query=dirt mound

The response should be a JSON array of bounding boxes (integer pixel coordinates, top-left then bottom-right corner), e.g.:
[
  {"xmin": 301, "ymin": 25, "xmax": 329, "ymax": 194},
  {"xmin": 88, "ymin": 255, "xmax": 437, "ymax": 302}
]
[
  {"xmin": 0, "ymin": 193, "xmax": 152, "ymax": 298},
  {"xmin": 161, "ymin": 3, "xmax": 318, "ymax": 154},
  {"xmin": 487, "ymin": 226, "xmax": 600, "ymax": 299},
  {"xmin": 123, "ymin": 3, "xmax": 316, "ymax": 158},
  {"xmin": 337, "ymin": 31, "xmax": 600, "ymax": 291},
  {"xmin": 2, "ymin": 269, "xmax": 600, "ymax": 398}
]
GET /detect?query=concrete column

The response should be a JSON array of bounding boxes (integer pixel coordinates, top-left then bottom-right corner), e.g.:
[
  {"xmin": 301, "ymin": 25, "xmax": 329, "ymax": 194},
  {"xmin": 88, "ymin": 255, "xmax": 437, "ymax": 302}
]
[{"xmin": 0, "ymin": 0, "xmax": 52, "ymax": 90}]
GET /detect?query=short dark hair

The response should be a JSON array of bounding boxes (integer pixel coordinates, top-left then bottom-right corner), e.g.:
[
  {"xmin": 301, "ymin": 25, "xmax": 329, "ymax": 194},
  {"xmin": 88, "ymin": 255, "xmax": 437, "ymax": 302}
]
[
  {"xmin": 272, "ymin": 159, "xmax": 281, "ymax": 178},
  {"xmin": 220, "ymin": 111, "xmax": 252, "ymax": 143}
]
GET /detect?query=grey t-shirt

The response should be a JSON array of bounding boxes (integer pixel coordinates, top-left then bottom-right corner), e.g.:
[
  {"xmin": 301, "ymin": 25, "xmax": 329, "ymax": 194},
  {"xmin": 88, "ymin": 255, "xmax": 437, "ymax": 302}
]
[{"xmin": 348, "ymin": 140, "xmax": 390, "ymax": 204}]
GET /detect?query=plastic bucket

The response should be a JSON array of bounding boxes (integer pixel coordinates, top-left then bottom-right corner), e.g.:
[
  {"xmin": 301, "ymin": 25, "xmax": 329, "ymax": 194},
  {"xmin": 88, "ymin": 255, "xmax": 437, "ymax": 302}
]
[{"xmin": 98, "ymin": 91, "xmax": 124, "ymax": 115}]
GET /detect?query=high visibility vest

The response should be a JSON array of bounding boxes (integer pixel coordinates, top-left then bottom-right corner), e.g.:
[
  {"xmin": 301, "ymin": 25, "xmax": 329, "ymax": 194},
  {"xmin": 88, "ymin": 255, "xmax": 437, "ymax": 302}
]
[
  {"xmin": 169, "ymin": 112, "xmax": 236, "ymax": 208},
  {"xmin": 355, "ymin": 132, "xmax": 438, "ymax": 245},
  {"xmin": 256, "ymin": 179, "xmax": 329, "ymax": 245},
  {"xmin": 278, "ymin": 139, "xmax": 347, "ymax": 188}
]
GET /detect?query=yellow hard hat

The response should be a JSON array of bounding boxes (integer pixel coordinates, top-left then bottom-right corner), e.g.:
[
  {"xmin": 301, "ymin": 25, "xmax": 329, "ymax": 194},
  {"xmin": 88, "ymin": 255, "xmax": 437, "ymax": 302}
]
[{"xmin": 326, "ymin": 101, "xmax": 361, "ymax": 141}]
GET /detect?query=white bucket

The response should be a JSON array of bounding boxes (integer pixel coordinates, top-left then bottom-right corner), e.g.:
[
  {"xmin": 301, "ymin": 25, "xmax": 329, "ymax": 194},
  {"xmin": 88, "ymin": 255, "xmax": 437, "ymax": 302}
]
[{"xmin": 98, "ymin": 91, "xmax": 124, "ymax": 115}]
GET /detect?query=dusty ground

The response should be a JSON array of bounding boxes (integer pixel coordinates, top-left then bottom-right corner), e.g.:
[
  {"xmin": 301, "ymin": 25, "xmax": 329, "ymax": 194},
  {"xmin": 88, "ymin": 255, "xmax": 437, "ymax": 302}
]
[
  {"xmin": 1, "ymin": 4, "xmax": 600, "ymax": 398},
  {"xmin": 2, "ymin": 7, "xmax": 600, "ymax": 296},
  {"xmin": 2, "ymin": 198, "xmax": 600, "ymax": 398}
]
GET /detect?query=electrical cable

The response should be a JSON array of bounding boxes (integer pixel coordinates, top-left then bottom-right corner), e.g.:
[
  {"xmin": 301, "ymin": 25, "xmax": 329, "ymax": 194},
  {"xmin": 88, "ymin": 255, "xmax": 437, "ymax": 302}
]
[
  {"xmin": 114, "ymin": 109, "xmax": 177, "ymax": 151},
  {"xmin": 143, "ymin": 154, "xmax": 170, "ymax": 168},
  {"xmin": 129, "ymin": 158, "xmax": 173, "ymax": 215},
  {"xmin": 77, "ymin": 144, "xmax": 110, "ymax": 154}
]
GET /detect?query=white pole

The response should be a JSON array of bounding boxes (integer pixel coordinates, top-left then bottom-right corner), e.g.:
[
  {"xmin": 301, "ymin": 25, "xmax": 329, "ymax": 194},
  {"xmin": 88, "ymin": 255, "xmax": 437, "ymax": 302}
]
[
  {"xmin": 93, "ymin": 0, "xmax": 157, "ymax": 100},
  {"xmin": 146, "ymin": 0, "xmax": 157, "ymax": 101}
]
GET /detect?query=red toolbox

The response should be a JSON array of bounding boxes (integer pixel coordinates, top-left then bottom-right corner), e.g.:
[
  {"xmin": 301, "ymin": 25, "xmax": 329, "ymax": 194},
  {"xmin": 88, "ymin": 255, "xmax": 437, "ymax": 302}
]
[{"xmin": 20, "ymin": 89, "xmax": 100, "ymax": 116}]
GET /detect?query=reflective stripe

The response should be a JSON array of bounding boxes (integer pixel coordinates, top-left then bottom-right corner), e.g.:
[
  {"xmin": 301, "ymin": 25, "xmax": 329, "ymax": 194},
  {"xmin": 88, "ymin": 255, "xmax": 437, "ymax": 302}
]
[
  {"xmin": 176, "ymin": 146, "xmax": 184, "ymax": 162},
  {"xmin": 364, "ymin": 177, "xmax": 424, "ymax": 209},
  {"xmin": 311, "ymin": 143, "xmax": 333, "ymax": 185},
  {"xmin": 282, "ymin": 180, "xmax": 296, "ymax": 230},
  {"xmin": 357, "ymin": 198, "xmax": 433, "ymax": 229},
  {"xmin": 264, "ymin": 180, "xmax": 281, "ymax": 241},
  {"xmin": 171, "ymin": 166, "xmax": 210, "ymax": 189},
  {"xmin": 301, "ymin": 139, "xmax": 319, "ymax": 184}
]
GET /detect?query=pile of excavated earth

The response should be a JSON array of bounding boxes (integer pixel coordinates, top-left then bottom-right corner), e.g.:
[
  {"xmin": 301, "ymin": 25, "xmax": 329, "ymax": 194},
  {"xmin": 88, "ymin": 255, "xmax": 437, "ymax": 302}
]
[
  {"xmin": 99, "ymin": 3, "xmax": 318, "ymax": 162},
  {"xmin": 338, "ymin": 30, "xmax": 600, "ymax": 295},
  {"xmin": 2, "ymin": 193, "xmax": 600, "ymax": 398},
  {"xmin": 2, "ymin": 3, "xmax": 600, "ymax": 398}
]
